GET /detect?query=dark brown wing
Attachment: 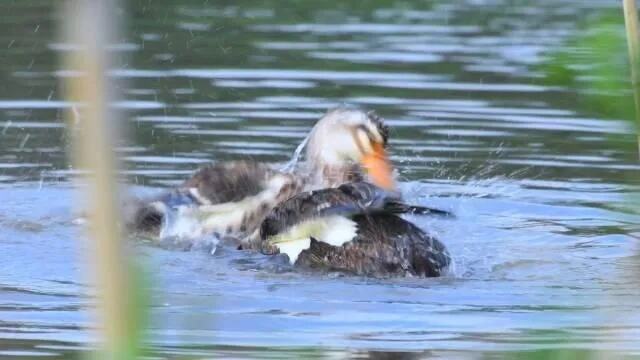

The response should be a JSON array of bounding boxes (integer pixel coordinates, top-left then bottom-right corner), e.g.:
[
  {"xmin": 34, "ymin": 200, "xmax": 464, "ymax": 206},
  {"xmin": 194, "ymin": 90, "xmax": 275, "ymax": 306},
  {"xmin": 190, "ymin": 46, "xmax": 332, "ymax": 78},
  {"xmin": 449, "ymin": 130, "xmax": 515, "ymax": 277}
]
[
  {"xmin": 383, "ymin": 202, "xmax": 454, "ymax": 217},
  {"xmin": 296, "ymin": 214, "xmax": 451, "ymax": 278},
  {"xmin": 259, "ymin": 182, "xmax": 398, "ymax": 240},
  {"xmin": 259, "ymin": 181, "xmax": 452, "ymax": 240}
]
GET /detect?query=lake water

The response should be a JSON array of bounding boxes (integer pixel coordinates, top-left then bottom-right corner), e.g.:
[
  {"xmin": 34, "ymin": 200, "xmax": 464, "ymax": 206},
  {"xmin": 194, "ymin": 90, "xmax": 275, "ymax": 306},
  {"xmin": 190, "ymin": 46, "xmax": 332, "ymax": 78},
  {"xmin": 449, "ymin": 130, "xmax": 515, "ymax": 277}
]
[{"xmin": 1, "ymin": 0, "xmax": 640, "ymax": 358}]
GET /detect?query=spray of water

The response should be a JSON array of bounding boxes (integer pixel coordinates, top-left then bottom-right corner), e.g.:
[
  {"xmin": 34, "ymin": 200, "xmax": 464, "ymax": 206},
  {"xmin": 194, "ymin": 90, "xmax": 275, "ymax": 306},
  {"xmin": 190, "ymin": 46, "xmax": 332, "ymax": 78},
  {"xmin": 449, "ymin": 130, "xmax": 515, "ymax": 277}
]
[
  {"xmin": 280, "ymin": 132, "xmax": 311, "ymax": 173},
  {"xmin": 158, "ymin": 204, "xmax": 220, "ymax": 253}
]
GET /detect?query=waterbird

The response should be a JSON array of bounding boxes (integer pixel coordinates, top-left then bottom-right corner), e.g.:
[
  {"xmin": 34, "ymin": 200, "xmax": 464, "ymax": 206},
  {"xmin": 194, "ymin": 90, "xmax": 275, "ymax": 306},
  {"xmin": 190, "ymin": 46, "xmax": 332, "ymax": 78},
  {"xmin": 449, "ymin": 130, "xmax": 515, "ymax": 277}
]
[
  {"xmin": 127, "ymin": 107, "xmax": 397, "ymax": 244},
  {"xmin": 258, "ymin": 181, "xmax": 452, "ymax": 277}
]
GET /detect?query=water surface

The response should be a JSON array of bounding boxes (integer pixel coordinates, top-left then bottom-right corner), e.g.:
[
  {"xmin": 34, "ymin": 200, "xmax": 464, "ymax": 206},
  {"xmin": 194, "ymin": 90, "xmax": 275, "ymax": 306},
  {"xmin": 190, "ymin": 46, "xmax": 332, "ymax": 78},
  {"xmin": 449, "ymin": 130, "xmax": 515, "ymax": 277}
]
[{"xmin": 1, "ymin": 0, "xmax": 640, "ymax": 358}]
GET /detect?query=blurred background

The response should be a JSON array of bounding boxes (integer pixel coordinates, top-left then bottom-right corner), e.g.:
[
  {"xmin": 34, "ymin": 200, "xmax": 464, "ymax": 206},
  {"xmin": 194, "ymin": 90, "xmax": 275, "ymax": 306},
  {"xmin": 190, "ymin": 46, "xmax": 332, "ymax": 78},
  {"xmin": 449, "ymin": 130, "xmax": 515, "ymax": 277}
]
[{"xmin": 1, "ymin": 0, "xmax": 639, "ymax": 358}]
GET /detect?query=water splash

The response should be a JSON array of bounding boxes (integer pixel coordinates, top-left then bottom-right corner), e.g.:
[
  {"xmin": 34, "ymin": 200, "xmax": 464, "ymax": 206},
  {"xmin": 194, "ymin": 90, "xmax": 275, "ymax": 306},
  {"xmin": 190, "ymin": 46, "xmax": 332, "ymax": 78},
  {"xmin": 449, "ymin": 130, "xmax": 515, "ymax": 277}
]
[
  {"xmin": 158, "ymin": 205, "xmax": 219, "ymax": 253},
  {"xmin": 19, "ymin": 134, "xmax": 30, "ymax": 149},
  {"xmin": 280, "ymin": 131, "xmax": 310, "ymax": 173},
  {"xmin": 1, "ymin": 120, "xmax": 11, "ymax": 135}
]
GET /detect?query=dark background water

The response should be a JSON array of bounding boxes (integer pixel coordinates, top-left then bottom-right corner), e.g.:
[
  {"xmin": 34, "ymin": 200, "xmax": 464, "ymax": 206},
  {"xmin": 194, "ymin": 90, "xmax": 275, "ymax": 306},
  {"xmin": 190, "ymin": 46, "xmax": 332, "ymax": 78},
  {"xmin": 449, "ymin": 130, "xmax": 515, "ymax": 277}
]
[{"xmin": 1, "ymin": 0, "xmax": 640, "ymax": 358}]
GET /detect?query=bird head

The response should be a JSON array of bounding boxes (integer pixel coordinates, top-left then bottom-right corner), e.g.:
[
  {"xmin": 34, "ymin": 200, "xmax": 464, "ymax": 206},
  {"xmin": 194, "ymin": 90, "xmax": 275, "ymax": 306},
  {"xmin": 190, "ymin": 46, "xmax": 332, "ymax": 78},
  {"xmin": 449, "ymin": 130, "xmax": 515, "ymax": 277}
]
[{"xmin": 306, "ymin": 107, "xmax": 395, "ymax": 191}]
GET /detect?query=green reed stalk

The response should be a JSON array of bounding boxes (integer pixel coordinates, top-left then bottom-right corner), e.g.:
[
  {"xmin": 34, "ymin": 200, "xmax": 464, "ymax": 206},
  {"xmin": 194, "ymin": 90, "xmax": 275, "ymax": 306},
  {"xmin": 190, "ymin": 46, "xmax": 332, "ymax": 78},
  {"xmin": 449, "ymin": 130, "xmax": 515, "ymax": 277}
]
[
  {"xmin": 623, "ymin": 0, "xmax": 640, "ymax": 156},
  {"xmin": 64, "ymin": 0, "xmax": 136, "ymax": 358}
]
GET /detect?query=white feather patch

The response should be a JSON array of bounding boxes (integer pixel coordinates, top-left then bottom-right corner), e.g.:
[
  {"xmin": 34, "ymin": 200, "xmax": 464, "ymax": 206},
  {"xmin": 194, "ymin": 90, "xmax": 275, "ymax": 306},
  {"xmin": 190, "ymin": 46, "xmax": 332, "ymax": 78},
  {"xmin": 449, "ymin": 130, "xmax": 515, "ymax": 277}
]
[
  {"xmin": 317, "ymin": 216, "xmax": 358, "ymax": 247},
  {"xmin": 268, "ymin": 215, "xmax": 358, "ymax": 264},
  {"xmin": 277, "ymin": 238, "xmax": 311, "ymax": 264}
]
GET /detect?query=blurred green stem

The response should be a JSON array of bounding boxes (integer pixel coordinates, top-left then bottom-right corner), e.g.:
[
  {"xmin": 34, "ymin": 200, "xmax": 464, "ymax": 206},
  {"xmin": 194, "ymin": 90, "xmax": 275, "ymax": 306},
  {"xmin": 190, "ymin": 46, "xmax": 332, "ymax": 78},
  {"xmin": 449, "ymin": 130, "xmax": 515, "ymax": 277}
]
[
  {"xmin": 623, "ymin": 0, "xmax": 640, "ymax": 156},
  {"xmin": 64, "ymin": 0, "xmax": 136, "ymax": 358}
]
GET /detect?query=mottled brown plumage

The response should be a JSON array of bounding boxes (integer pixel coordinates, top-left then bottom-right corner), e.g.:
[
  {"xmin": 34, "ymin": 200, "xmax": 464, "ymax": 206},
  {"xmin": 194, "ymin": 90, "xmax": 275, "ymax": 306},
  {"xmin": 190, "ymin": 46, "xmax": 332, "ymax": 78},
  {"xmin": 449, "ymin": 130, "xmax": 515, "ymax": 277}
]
[
  {"xmin": 183, "ymin": 161, "xmax": 276, "ymax": 204},
  {"xmin": 128, "ymin": 161, "xmax": 302, "ymax": 239},
  {"xmin": 127, "ymin": 107, "xmax": 396, "ymax": 244},
  {"xmin": 258, "ymin": 182, "xmax": 452, "ymax": 278}
]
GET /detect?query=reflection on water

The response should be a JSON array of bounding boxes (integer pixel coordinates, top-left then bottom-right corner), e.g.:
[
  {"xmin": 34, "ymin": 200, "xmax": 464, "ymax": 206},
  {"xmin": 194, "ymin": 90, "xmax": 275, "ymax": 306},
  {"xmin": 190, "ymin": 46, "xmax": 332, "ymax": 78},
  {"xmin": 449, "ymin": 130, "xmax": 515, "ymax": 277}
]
[{"xmin": 1, "ymin": 0, "xmax": 640, "ymax": 358}]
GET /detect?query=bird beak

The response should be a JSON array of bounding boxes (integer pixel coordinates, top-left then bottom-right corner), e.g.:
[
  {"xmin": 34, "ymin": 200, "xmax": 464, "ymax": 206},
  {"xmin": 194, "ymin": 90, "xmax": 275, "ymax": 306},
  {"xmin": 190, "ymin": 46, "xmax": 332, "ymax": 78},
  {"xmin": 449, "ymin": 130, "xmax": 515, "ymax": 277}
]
[{"xmin": 360, "ymin": 141, "xmax": 396, "ymax": 191}]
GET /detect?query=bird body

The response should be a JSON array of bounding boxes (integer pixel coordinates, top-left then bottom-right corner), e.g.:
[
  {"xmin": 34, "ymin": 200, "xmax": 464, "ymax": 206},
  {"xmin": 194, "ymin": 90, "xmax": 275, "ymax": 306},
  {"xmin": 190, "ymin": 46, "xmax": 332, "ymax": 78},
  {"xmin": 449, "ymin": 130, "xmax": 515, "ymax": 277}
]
[
  {"xmin": 259, "ymin": 182, "xmax": 452, "ymax": 277},
  {"xmin": 127, "ymin": 107, "xmax": 394, "ymax": 244},
  {"xmin": 126, "ymin": 106, "xmax": 453, "ymax": 278}
]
